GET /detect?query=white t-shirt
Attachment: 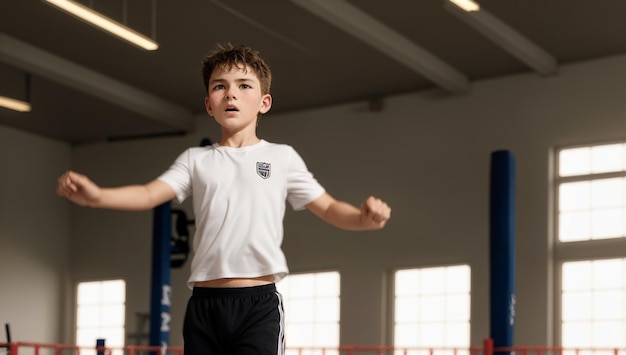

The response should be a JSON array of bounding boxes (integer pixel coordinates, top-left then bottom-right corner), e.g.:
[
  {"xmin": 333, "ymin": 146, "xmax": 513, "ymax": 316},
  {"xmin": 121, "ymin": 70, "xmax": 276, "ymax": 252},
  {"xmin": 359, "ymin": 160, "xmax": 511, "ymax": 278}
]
[{"xmin": 158, "ymin": 139, "xmax": 325, "ymax": 288}]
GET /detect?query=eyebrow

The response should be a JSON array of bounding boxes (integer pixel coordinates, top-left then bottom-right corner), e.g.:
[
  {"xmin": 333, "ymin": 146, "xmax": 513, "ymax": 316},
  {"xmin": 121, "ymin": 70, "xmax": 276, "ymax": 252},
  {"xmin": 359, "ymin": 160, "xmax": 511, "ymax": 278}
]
[{"xmin": 209, "ymin": 77, "xmax": 256, "ymax": 85}]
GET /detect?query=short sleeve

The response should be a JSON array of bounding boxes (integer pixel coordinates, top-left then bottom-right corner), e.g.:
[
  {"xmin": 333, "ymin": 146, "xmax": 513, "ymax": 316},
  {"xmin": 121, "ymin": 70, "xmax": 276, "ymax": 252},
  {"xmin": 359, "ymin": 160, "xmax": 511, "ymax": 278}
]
[
  {"xmin": 286, "ymin": 147, "xmax": 325, "ymax": 211},
  {"xmin": 157, "ymin": 149, "xmax": 193, "ymax": 203}
]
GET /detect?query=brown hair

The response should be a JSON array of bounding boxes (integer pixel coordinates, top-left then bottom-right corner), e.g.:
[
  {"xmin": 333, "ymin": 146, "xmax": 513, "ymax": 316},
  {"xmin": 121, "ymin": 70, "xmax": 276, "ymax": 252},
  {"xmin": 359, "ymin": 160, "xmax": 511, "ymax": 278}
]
[{"xmin": 201, "ymin": 43, "xmax": 272, "ymax": 95}]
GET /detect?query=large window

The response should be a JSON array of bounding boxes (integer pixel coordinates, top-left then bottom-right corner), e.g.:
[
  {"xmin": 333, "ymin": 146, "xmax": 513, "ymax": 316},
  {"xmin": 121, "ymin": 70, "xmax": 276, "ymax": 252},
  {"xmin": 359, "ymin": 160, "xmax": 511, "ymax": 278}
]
[
  {"xmin": 556, "ymin": 141, "xmax": 626, "ymax": 350},
  {"xmin": 276, "ymin": 271, "xmax": 340, "ymax": 355},
  {"xmin": 76, "ymin": 280, "xmax": 126, "ymax": 355},
  {"xmin": 393, "ymin": 265, "xmax": 471, "ymax": 355}
]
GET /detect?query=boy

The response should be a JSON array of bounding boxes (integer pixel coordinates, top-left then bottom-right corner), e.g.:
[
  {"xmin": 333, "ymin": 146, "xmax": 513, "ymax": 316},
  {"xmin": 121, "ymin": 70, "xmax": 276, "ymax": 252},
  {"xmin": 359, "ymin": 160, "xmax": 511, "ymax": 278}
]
[{"xmin": 56, "ymin": 43, "xmax": 391, "ymax": 355}]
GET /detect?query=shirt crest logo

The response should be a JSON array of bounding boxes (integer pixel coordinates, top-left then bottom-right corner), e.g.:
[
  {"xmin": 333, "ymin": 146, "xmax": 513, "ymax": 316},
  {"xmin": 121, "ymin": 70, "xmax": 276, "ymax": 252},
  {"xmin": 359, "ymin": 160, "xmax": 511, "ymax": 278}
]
[{"xmin": 256, "ymin": 162, "xmax": 271, "ymax": 179}]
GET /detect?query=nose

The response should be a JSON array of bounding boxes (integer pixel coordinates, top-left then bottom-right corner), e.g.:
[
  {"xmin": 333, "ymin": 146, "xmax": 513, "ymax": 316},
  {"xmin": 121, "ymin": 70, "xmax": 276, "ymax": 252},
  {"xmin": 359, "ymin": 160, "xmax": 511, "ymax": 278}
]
[{"xmin": 225, "ymin": 88, "xmax": 237, "ymax": 100}]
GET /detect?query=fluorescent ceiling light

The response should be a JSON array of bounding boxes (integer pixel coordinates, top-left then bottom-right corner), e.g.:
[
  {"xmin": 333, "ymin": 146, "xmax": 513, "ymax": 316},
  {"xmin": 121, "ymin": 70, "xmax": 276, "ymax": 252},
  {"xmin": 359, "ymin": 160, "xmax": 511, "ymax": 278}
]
[
  {"xmin": 448, "ymin": 0, "xmax": 480, "ymax": 12},
  {"xmin": 45, "ymin": 0, "xmax": 159, "ymax": 51},
  {"xmin": 291, "ymin": 0, "xmax": 469, "ymax": 94},
  {"xmin": 445, "ymin": 1, "xmax": 556, "ymax": 75},
  {"xmin": 0, "ymin": 96, "xmax": 31, "ymax": 112}
]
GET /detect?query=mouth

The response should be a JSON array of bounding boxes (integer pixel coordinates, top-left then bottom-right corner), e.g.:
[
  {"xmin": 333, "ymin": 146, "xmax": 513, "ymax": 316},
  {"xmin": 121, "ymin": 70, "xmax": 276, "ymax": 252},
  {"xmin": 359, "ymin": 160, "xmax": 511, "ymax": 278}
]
[{"xmin": 225, "ymin": 105, "xmax": 239, "ymax": 112}]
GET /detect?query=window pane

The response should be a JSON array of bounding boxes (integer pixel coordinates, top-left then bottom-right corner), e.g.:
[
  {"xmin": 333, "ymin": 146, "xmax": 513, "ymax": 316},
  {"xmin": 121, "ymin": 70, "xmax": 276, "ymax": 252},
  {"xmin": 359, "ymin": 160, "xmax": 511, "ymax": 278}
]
[
  {"xmin": 593, "ymin": 291, "xmax": 622, "ymax": 320},
  {"xmin": 445, "ymin": 322, "xmax": 469, "ymax": 346},
  {"xmin": 562, "ymin": 322, "xmax": 592, "ymax": 346},
  {"xmin": 101, "ymin": 305, "xmax": 125, "ymax": 326},
  {"xmin": 314, "ymin": 324, "xmax": 339, "ymax": 346},
  {"xmin": 102, "ymin": 280, "xmax": 126, "ymax": 303},
  {"xmin": 559, "ymin": 147, "xmax": 591, "ymax": 177},
  {"xmin": 285, "ymin": 324, "xmax": 313, "ymax": 346},
  {"xmin": 446, "ymin": 265, "xmax": 470, "ymax": 293},
  {"xmin": 591, "ymin": 178, "xmax": 622, "ymax": 208},
  {"xmin": 419, "ymin": 322, "xmax": 444, "ymax": 346},
  {"xmin": 560, "ymin": 181, "xmax": 590, "ymax": 211},
  {"xmin": 315, "ymin": 298, "xmax": 339, "ymax": 322},
  {"xmin": 395, "ymin": 323, "xmax": 419, "ymax": 347},
  {"xmin": 287, "ymin": 299, "xmax": 314, "ymax": 322},
  {"xmin": 77, "ymin": 305, "xmax": 101, "ymax": 327},
  {"xmin": 419, "ymin": 295, "xmax": 445, "ymax": 322},
  {"xmin": 562, "ymin": 291, "xmax": 591, "ymax": 321},
  {"xmin": 592, "ymin": 259, "xmax": 622, "ymax": 288},
  {"xmin": 591, "ymin": 208, "xmax": 622, "ymax": 239},
  {"xmin": 446, "ymin": 294, "xmax": 470, "ymax": 321},
  {"xmin": 394, "ymin": 265, "xmax": 470, "ymax": 350},
  {"xmin": 592, "ymin": 321, "xmax": 622, "ymax": 346},
  {"xmin": 395, "ymin": 296, "xmax": 419, "ymax": 322},
  {"xmin": 562, "ymin": 261, "xmax": 591, "ymax": 291},
  {"xmin": 591, "ymin": 144, "xmax": 623, "ymax": 174},
  {"xmin": 77, "ymin": 283, "xmax": 102, "ymax": 305},
  {"xmin": 559, "ymin": 211, "xmax": 590, "ymax": 241},
  {"xmin": 396, "ymin": 269, "xmax": 420, "ymax": 295},
  {"xmin": 419, "ymin": 267, "xmax": 445, "ymax": 294}
]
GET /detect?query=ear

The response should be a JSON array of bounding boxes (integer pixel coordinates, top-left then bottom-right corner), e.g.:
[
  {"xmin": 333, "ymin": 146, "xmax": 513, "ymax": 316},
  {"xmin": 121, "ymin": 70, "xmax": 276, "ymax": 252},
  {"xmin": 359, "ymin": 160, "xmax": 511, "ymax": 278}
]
[
  {"xmin": 205, "ymin": 96, "xmax": 213, "ymax": 116},
  {"xmin": 259, "ymin": 94, "xmax": 272, "ymax": 114}
]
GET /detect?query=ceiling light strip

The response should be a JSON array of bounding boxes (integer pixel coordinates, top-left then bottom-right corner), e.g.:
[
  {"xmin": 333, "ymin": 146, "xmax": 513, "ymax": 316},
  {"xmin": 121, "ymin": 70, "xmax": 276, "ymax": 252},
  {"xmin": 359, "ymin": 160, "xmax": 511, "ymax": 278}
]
[
  {"xmin": 45, "ymin": 0, "xmax": 159, "ymax": 51},
  {"xmin": 0, "ymin": 96, "xmax": 31, "ymax": 112},
  {"xmin": 449, "ymin": 0, "xmax": 480, "ymax": 12}
]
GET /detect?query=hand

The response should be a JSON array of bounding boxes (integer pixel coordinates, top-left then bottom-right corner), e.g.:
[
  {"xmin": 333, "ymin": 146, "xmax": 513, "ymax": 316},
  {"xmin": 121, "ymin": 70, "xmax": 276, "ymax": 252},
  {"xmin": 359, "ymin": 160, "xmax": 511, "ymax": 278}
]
[
  {"xmin": 56, "ymin": 170, "xmax": 101, "ymax": 206},
  {"xmin": 360, "ymin": 196, "xmax": 391, "ymax": 229}
]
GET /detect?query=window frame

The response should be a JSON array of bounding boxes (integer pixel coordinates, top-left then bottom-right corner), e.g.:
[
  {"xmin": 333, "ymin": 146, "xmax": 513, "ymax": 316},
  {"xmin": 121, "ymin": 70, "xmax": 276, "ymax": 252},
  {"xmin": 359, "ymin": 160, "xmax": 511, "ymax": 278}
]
[{"xmin": 553, "ymin": 141, "xmax": 626, "ymax": 346}]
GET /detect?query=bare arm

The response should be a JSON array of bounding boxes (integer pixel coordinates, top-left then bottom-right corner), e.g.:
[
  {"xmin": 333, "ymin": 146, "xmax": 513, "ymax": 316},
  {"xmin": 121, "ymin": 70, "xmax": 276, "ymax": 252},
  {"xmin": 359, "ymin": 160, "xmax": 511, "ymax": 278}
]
[
  {"xmin": 306, "ymin": 192, "xmax": 391, "ymax": 231},
  {"xmin": 56, "ymin": 170, "xmax": 176, "ymax": 211}
]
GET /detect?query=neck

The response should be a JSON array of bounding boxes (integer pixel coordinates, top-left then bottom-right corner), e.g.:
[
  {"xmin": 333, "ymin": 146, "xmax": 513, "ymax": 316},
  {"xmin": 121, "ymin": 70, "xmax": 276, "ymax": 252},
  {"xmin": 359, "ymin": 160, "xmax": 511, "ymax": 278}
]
[{"xmin": 219, "ymin": 133, "xmax": 260, "ymax": 148}]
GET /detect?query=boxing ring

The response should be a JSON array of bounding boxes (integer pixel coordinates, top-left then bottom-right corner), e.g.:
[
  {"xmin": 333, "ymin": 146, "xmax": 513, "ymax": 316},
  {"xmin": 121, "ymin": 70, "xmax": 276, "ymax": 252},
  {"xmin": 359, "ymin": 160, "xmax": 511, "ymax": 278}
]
[{"xmin": 1, "ymin": 340, "xmax": 625, "ymax": 355}]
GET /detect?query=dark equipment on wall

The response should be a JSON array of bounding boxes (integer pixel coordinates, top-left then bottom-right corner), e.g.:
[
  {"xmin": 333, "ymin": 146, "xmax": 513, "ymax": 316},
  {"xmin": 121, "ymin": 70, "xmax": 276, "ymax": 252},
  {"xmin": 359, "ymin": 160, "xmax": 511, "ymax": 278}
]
[{"xmin": 170, "ymin": 209, "xmax": 194, "ymax": 268}]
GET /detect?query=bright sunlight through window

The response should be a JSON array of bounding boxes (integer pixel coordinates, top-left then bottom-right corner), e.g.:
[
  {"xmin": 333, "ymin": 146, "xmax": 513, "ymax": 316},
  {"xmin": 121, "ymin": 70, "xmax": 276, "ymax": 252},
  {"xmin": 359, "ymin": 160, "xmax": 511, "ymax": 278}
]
[
  {"xmin": 76, "ymin": 280, "xmax": 126, "ymax": 355},
  {"xmin": 394, "ymin": 265, "xmax": 471, "ymax": 355},
  {"xmin": 561, "ymin": 259, "xmax": 626, "ymax": 351},
  {"xmin": 277, "ymin": 271, "xmax": 340, "ymax": 355},
  {"xmin": 558, "ymin": 143, "xmax": 626, "ymax": 242}
]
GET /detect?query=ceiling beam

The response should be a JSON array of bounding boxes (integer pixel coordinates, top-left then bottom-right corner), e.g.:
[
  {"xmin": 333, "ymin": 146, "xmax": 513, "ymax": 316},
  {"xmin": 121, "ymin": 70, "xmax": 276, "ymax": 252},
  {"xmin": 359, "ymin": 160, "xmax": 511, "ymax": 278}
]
[
  {"xmin": 290, "ymin": 0, "xmax": 470, "ymax": 94},
  {"xmin": 445, "ymin": 1, "xmax": 557, "ymax": 76},
  {"xmin": 0, "ymin": 33, "xmax": 193, "ymax": 131}
]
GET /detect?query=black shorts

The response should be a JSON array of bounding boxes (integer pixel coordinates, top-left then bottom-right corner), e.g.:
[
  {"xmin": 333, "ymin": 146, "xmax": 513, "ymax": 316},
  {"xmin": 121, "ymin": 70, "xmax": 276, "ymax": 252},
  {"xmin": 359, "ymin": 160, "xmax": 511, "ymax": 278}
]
[{"xmin": 183, "ymin": 283, "xmax": 285, "ymax": 355}]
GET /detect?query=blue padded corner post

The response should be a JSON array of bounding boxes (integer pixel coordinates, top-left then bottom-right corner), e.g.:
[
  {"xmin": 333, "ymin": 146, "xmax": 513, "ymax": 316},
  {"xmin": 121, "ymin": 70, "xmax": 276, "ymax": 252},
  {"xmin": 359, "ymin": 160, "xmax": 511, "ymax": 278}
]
[
  {"xmin": 489, "ymin": 150, "xmax": 516, "ymax": 354},
  {"xmin": 150, "ymin": 202, "xmax": 172, "ymax": 354}
]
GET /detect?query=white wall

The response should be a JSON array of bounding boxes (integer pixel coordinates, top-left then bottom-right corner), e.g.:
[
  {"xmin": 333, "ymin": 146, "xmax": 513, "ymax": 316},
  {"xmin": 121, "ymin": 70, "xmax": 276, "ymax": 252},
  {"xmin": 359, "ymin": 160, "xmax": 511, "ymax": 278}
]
[
  {"xmin": 3, "ymin": 52, "xmax": 626, "ymax": 347},
  {"xmin": 0, "ymin": 125, "xmax": 72, "ymax": 343}
]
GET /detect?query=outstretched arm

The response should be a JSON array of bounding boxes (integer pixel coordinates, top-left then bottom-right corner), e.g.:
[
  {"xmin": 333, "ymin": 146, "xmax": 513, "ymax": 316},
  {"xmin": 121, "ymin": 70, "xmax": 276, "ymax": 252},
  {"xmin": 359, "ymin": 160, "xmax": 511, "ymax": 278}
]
[
  {"xmin": 56, "ymin": 170, "xmax": 176, "ymax": 211},
  {"xmin": 306, "ymin": 192, "xmax": 391, "ymax": 231}
]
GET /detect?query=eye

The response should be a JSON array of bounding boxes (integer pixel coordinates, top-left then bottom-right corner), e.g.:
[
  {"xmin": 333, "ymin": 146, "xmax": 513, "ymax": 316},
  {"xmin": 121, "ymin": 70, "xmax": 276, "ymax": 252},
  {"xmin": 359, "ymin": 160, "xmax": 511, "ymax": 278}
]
[
  {"xmin": 240, "ymin": 83, "xmax": 252, "ymax": 89},
  {"xmin": 212, "ymin": 84, "xmax": 225, "ymax": 91}
]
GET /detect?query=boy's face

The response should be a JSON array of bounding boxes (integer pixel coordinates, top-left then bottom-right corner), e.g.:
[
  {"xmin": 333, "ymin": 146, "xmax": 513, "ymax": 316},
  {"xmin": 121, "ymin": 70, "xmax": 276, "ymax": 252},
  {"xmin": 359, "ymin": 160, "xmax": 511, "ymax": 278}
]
[{"xmin": 204, "ymin": 65, "xmax": 272, "ymax": 132}]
